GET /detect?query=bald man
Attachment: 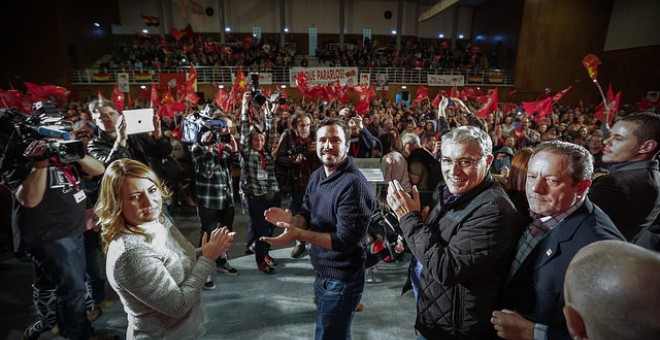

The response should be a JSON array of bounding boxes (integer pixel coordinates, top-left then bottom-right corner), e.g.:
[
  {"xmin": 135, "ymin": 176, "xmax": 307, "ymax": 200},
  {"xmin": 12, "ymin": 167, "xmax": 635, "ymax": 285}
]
[{"xmin": 563, "ymin": 240, "xmax": 660, "ymax": 340}]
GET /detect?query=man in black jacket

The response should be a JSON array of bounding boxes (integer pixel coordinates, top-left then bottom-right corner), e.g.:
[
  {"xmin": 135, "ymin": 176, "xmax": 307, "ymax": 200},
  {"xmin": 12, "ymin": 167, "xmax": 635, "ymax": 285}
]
[
  {"xmin": 387, "ymin": 126, "xmax": 519, "ymax": 339},
  {"xmin": 587, "ymin": 112, "xmax": 660, "ymax": 249},
  {"xmin": 493, "ymin": 141, "xmax": 625, "ymax": 340}
]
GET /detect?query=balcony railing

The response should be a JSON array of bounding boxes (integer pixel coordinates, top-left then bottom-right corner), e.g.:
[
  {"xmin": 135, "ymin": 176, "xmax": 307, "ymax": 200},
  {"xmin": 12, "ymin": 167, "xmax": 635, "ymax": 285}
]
[{"xmin": 69, "ymin": 66, "xmax": 514, "ymax": 87}]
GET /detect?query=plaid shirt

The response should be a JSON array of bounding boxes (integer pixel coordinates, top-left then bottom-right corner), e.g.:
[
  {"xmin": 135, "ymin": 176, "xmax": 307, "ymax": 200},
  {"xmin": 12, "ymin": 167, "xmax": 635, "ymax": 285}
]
[
  {"xmin": 509, "ymin": 197, "xmax": 585, "ymax": 278},
  {"xmin": 239, "ymin": 111, "xmax": 279, "ymax": 196},
  {"xmin": 191, "ymin": 142, "xmax": 236, "ymax": 210}
]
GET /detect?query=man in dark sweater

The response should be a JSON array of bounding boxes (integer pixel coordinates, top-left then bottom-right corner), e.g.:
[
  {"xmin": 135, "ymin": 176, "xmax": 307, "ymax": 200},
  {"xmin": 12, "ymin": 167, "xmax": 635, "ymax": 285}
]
[{"xmin": 263, "ymin": 117, "xmax": 377, "ymax": 339}]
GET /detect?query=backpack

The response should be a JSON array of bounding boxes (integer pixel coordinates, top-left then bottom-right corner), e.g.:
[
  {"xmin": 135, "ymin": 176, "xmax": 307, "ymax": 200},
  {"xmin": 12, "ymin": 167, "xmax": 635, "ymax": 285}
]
[{"xmin": 407, "ymin": 148, "xmax": 444, "ymax": 192}]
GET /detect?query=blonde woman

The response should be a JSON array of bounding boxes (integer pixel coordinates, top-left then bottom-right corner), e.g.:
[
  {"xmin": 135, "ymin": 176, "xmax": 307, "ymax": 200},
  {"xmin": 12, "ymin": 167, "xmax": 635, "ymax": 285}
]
[{"xmin": 95, "ymin": 159, "xmax": 234, "ymax": 339}]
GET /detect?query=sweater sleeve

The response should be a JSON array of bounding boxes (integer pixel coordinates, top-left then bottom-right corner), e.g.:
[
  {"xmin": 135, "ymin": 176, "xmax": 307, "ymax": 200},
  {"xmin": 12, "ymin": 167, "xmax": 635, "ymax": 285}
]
[
  {"xmin": 110, "ymin": 245, "xmax": 214, "ymax": 318},
  {"xmin": 330, "ymin": 174, "xmax": 374, "ymax": 252}
]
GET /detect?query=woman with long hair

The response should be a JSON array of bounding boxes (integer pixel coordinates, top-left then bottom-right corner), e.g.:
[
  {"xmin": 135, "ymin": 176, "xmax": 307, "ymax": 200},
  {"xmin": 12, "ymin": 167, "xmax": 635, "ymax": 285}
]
[
  {"xmin": 96, "ymin": 159, "xmax": 234, "ymax": 339},
  {"xmin": 504, "ymin": 147, "xmax": 533, "ymax": 235}
]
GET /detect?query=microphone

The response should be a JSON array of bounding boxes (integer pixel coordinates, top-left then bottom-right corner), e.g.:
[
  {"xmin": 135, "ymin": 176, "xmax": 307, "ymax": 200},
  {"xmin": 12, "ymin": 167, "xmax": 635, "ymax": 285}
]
[{"xmin": 35, "ymin": 126, "xmax": 70, "ymax": 140}]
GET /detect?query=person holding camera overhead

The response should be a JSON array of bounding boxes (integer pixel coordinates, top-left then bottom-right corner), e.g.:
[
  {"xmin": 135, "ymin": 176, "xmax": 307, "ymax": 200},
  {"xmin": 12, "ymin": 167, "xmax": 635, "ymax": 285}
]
[
  {"xmin": 2, "ymin": 123, "xmax": 105, "ymax": 339},
  {"xmin": 191, "ymin": 115, "xmax": 240, "ymax": 289},
  {"xmin": 239, "ymin": 91, "xmax": 282, "ymax": 274},
  {"xmin": 276, "ymin": 112, "xmax": 320, "ymax": 258}
]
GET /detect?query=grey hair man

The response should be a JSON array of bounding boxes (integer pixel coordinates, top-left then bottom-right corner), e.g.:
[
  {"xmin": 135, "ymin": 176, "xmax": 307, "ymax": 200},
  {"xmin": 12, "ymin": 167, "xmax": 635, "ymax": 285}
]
[
  {"xmin": 494, "ymin": 141, "xmax": 625, "ymax": 340},
  {"xmin": 563, "ymin": 240, "xmax": 660, "ymax": 340},
  {"xmin": 388, "ymin": 126, "xmax": 519, "ymax": 339}
]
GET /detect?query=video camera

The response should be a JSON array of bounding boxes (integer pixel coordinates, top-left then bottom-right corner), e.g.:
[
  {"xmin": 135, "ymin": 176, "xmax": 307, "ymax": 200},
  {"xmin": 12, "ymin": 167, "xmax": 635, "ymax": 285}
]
[
  {"xmin": 285, "ymin": 144, "xmax": 309, "ymax": 157},
  {"xmin": 250, "ymin": 73, "xmax": 290, "ymax": 107},
  {"xmin": 203, "ymin": 119, "xmax": 232, "ymax": 144},
  {"xmin": 0, "ymin": 102, "xmax": 84, "ymax": 164}
]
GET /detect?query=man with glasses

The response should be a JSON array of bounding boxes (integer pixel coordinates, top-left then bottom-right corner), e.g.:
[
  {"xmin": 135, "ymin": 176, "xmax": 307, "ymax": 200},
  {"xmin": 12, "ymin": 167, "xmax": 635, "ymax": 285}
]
[{"xmin": 387, "ymin": 126, "xmax": 519, "ymax": 339}]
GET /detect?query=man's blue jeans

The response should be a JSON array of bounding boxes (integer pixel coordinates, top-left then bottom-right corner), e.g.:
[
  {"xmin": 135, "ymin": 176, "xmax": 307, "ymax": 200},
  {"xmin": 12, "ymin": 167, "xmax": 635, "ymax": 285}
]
[
  {"xmin": 26, "ymin": 233, "xmax": 90, "ymax": 339},
  {"xmin": 314, "ymin": 277, "xmax": 364, "ymax": 340}
]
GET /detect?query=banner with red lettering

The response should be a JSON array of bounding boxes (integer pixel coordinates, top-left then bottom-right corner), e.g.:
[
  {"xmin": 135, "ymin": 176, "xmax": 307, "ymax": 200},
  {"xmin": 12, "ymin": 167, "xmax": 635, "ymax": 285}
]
[{"xmin": 290, "ymin": 67, "xmax": 359, "ymax": 87}]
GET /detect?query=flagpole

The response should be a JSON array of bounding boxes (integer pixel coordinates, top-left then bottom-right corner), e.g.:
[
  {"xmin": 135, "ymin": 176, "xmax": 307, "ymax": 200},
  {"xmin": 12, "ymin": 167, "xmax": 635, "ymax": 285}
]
[{"xmin": 593, "ymin": 79, "xmax": 611, "ymax": 125}]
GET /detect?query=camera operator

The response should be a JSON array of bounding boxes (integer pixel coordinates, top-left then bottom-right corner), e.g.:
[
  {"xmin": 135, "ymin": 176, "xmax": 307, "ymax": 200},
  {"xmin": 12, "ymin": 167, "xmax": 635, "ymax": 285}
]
[
  {"xmin": 276, "ymin": 112, "xmax": 320, "ymax": 258},
  {"xmin": 2, "ymin": 131, "xmax": 105, "ymax": 339},
  {"xmin": 86, "ymin": 99, "xmax": 172, "ymax": 179},
  {"xmin": 191, "ymin": 116, "xmax": 240, "ymax": 287}
]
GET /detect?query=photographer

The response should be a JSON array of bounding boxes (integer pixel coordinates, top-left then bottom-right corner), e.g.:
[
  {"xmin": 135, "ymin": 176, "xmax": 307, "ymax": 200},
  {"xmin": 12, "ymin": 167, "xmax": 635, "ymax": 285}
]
[
  {"xmin": 86, "ymin": 99, "xmax": 172, "ymax": 179},
  {"xmin": 3, "ymin": 130, "xmax": 105, "ymax": 339},
  {"xmin": 276, "ymin": 112, "xmax": 319, "ymax": 258},
  {"xmin": 239, "ymin": 91, "xmax": 282, "ymax": 274},
  {"xmin": 340, "ymin": 108, "xmax": 380, "ymax": 158},
  {"xmin": 191, "ymin": 117, "xmax": 240, "ymax": 288}
]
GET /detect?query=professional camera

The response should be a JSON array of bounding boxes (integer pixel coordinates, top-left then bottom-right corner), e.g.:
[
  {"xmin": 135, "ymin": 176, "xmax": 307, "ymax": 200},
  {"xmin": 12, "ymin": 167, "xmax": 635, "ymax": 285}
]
[
  {"xmin": 0, "ymin": 103, "xmax": 84, "ymax": 164},
  {"xmin": 250, "ymin": 73, "xmax": 290, "ymax": 106},
  {"xmin": 203, "ymin": 119, "xmax": 231, "ymax": 145},
  {"xmin": 285, "ymin": 144, "xmax": 309, "ymax": 157}
]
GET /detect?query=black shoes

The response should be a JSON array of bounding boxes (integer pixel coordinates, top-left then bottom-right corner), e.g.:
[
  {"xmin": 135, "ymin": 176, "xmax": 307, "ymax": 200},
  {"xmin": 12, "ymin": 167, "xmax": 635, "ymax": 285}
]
[{"xmin": 291, "ymin": 242, "xmax": 307, "ymax": 258}]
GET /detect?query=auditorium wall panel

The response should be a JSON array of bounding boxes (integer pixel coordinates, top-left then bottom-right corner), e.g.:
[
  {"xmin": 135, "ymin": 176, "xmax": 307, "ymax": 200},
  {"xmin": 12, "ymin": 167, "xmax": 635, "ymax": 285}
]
[{"xmin": 514, "ymin": 0, "xmax": 614, "ymax": 104}]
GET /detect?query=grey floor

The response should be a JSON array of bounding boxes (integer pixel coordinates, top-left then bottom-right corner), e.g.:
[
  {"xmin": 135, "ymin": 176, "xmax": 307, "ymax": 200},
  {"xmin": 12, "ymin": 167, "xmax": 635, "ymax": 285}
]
[{"xmin": 0, "ymin": 205, "xmax": 418, "ymax": 340}]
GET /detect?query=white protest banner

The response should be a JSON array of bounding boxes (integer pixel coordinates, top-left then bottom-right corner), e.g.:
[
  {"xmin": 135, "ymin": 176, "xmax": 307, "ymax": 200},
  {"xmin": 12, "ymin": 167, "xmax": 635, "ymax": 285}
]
[
  {"xmin": 257, "ymin": 73, "xmax": 273, "ymax": 85},
  {"xmin": 427, "ymin": 74, "xmax": 465, "ymax": 86},
  {"xmin": 360, "ymin": 73, "xmax": 370, "ymax": 85},
  {"xmin": 290, "ymin": 67, "xmax": 359, "ymax": 87}
]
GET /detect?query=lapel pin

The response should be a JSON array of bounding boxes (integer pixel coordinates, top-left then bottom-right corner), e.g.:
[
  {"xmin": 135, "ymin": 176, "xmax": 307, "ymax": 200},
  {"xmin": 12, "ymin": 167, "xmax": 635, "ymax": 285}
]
[{"xmin": 545, "ymin": 248, "xmax": 553, "ymax": 256}]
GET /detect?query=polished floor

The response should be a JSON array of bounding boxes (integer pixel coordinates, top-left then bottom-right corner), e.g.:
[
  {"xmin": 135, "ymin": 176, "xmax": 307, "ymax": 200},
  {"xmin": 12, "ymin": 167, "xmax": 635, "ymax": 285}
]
[{"xmin": 0, "ymin": 204, "xmax": 417, "ymax": 340}]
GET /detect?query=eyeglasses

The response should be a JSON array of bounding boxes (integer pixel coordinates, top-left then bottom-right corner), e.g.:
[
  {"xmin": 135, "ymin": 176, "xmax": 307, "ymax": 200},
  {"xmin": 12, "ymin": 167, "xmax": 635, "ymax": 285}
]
[{"xmin": 441, "ymin": 156, "xmax": 485, "ymax": 168}]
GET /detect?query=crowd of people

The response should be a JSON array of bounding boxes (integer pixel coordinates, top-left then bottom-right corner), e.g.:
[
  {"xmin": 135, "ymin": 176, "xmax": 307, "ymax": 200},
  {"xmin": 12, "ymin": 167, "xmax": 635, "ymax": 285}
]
[
  {"xmin": 2, "ymin": 88, "xmax": 659, "ymax": 339},
  {"xmin": 100, "ymin": 33, "xmax": 494, "ymax": 71}
]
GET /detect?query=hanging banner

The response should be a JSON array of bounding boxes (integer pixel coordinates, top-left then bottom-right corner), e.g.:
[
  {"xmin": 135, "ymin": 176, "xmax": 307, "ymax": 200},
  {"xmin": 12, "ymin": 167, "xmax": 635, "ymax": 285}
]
[
  {"xmin": 360, "ymin": 73, "xmax": 370, "ymax": 85},
  {"xmin": 427, "ymin": 74, "xmax": 465, "ymax": 86},
  {"xmin": 290, "ymin": 67, "xmax": 359, "ymax": 87},
  {"xmin": 159, "ymin": 73, "xmax": 185, "ymax": 91},
  {"xmin": 117, "ymin": 73, "xmax": 130, "ymax": 93}
]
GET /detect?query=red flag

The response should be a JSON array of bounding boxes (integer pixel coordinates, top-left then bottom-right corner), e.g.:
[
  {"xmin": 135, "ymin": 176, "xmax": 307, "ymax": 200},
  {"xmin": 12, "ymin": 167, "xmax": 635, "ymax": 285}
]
[
  {"xmin": 448, "ymin": 86, "xmax": 458, "ymax": 99},
  {"xmin": 337, "ymin": 85, "xmax": 351, "ymax": 105},
  {"xmin": 214, "ymin": 87, "xmax": 229, "ymax": 110},
  {"xmin": 24, "ymin": 82, "xmax": 69, "ymax": 100},
  {"xmin": 594, "ymin": 86, "xmax": 620, "ymax": 125},
  {"xmin": 523, "ymin": 97, "xmax": 553, "ymax": 122},
  {"xmin": 150, "ymin": 83, "xmax": 159, "ymax": 108},
  {"xmin": 507, "ymin": 89, "xmax": 518, "ymax": 98},
  {"xmin": 431, "ymin": 92, "xmax": 443, "ymax": 107},
  {"xmin": 229, "ymin": 67, "xmax": 247, "ymax": 108},
  {"xmin": 582, "ymin": 54, "xmax": 602, "ymax": 80},
  {"xmin": 170, "ymin": 28, "xmax": 184, "ymax": 41},
  {"xmin": 112, "ymin": 83, "xmax": 125, "ymax": 113},
  {"xmin": 127, "ymin": 91, "xmax": 134, "ymax": 109},
  {"xmin": 413, "ymin": 86, "xmax": 429, "ymax": 104},
  {"xmin": 502, "ymin": 103, "xmax": 517, "ymax": 116},
  {"xmin": 551, "ymin": 85, "xmax": 572, "ymax": 102},
  {"xmin": 186, "ymin": 64, "xmax": 197, "ymax": 91},
  {"xmin": 476, "ymin": 88, "xmax": 498, "ymax": 118},
  {"xmin": 354, "ymin": 84, "xmax": 376, "ymax": 115}
]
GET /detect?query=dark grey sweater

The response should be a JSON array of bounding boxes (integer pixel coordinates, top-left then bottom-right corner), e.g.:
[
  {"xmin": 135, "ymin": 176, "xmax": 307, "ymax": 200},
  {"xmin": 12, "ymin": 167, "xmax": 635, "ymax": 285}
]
[{"xmin": 300, "ymin": 156, "xmax": 376, "ymax": 282}]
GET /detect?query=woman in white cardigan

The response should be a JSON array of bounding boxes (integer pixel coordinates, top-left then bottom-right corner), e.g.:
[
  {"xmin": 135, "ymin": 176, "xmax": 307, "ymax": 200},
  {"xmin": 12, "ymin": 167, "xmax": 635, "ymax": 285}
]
[{"xmin": 95, "ymin": 159, "xmax": 234, "ymax": 339}]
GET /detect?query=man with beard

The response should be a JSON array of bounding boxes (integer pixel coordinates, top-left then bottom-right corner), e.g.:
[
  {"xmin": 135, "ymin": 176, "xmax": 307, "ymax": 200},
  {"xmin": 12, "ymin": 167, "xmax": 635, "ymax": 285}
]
[
  {"xmin": 588, "ymin": 112, "xmax": 660, "ymax": 249},
  {"xmin": 276, "ymin": 112, "xmax": 319, "ymax": 258},
  {"xmin": 263, "ymin": 118, "xmax": 376, "ymax": 339}
]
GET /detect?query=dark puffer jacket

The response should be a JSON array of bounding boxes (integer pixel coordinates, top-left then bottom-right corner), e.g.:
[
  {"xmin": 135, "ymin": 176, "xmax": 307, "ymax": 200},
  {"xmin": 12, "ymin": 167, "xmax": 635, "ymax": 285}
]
[{"xmin": 399, "ymin": 175, "xmax": 519, "ymax": 339}]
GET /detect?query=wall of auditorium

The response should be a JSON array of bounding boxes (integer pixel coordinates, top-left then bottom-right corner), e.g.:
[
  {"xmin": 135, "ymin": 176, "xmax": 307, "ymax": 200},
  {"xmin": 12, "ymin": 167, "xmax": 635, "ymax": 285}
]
[
  {"xmin": 113, "ymin": 0, "xmax": 472, "ymax": 40},
  {"xmin": 604, "ymin": 0, "xmax": 660, "ymax": 51},
  {"xmin": 514, "ymin": 0, "xmax": 615, "ymax": 104}
]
